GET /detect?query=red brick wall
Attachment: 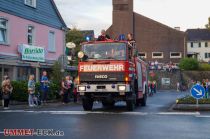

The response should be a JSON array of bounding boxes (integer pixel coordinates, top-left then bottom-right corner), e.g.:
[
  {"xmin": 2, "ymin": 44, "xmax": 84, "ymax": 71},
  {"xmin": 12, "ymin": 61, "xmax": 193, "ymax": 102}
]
[{"xmin": 107, "ymin": 0, "xmax": 186, "ymax": 64}]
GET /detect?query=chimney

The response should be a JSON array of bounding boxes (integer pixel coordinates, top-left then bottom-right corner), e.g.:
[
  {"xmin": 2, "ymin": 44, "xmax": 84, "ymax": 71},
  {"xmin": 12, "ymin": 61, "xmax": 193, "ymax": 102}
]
[{"xmin": 111, "ymin": 0, "xmax": 134, "ymax": 39}]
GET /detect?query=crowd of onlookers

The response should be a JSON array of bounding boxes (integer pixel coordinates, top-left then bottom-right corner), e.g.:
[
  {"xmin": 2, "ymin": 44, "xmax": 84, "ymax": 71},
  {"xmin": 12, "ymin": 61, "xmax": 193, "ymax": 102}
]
[
  {"xmin": 177, "ymin": 79, "xmax": 210, "ymax": 98},
  {"xmin": 149, "ymin": 61, "xmax": 179, "ymax": 72},
  {"xmin": 1, "ymin": 71, "xmax": 79, "ymax": 110}
]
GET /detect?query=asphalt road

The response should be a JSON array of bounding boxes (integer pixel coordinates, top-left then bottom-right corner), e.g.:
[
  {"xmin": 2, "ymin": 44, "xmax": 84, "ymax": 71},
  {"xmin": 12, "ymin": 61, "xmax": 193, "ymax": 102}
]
[{"xmin": 0, "ymin": 91, "xmax": 210, "ymax": 139}]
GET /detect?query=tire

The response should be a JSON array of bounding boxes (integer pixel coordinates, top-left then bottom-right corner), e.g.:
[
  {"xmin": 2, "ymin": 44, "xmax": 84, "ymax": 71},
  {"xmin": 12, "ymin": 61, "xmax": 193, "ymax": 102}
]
[
  {"xmin": 126, "ymin": 99, "xmax": 135, "ymax": 111},
  {"xmin": 82, "ymin": 97, "xmax": 93, "ymax": 111},
  {"xmin": 141, "ymin": 87, "xmax": 147, "ymax": 106}
]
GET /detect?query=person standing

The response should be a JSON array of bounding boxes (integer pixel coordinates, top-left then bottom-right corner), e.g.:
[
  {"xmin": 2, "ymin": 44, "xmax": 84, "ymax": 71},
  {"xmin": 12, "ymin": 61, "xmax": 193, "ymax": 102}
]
[
  {"xmin": 40, "ymin": 71, "xmax": 49, "ymax": 104},
  {"xmin": 28, "ymin": 75, "xmax": 37, "ymax": 107},
  {"xmin": 127, "ymin": 33, "xmax": 136, "ymax": 47},
  {"xmin": 154, "ymin": 60, "xmax": 159, "ymax": 70},
  {"xmin": 177, "ymin": 82, "xmax": 180, "ymax": 92},
  {"xmin": 1, "ymin": 76, "xmax": 13, "ymax": 109},
  {"xmin": 61, "ymin": 76, "xmax": 71, "ymax": 104},
  {"xmin": 97, "ymin": 29, "xmax": 111, "ymax": 41}
]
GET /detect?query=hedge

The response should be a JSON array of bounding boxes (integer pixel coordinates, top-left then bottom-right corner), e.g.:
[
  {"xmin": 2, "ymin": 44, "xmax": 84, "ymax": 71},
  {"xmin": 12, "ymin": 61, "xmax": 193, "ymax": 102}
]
[
  {"xmin": 199, "ymin": 63, "xmax": 210, "ymax": 71},
  {"xmin": 177, "ymin": 95, "xmax": 210, "ymax": 104},
  {"xmin": 1, "ymin": 81, "xmax": 61, "ymax": 102}
]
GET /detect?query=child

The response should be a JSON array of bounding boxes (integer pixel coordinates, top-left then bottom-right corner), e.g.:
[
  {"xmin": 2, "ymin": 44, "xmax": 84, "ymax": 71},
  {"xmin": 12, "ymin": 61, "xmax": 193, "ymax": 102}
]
[{"xmin": 28, "ymin": 75, "xmax": 37, "ymax": 107}]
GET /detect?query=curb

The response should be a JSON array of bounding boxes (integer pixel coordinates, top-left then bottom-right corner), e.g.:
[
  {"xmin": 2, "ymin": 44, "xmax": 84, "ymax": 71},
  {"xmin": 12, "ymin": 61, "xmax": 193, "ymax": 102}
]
[{"xmin": 172, "ymin": 104, "xmax": 210, "ymax": 111}]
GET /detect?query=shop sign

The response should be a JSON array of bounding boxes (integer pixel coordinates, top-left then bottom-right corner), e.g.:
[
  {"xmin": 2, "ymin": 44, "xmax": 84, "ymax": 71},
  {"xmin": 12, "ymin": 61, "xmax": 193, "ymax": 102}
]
[{"xmin": 21, "ymin": 45, "xmax": 45, "ymax": 62}]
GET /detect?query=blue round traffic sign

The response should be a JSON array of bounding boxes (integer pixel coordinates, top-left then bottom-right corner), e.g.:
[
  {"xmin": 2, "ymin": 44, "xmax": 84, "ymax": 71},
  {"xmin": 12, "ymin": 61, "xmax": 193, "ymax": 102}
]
[{"xmin": 191, "ymin": 85, "xmax": 205, "ymax": 99}]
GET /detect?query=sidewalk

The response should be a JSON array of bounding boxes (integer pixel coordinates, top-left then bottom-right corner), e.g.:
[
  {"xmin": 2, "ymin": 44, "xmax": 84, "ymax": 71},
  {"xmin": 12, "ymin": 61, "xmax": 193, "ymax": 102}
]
[{"xmin": 0, "ymin": 100, "xmax": 82, "ymax": 111}]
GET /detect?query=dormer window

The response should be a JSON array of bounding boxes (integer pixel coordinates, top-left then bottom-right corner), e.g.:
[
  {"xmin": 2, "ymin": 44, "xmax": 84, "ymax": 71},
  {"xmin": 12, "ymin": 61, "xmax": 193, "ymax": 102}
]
[{"xmin": 25, "ymin": 0, "xmax": 36, "ymax": 8}]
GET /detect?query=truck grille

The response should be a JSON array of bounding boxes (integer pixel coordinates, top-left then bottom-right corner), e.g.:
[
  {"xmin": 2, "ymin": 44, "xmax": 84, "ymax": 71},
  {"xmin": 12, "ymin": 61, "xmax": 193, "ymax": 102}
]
[{"xmin": 79, "ymin": 72, "xmax": 125, "ymax": 82}]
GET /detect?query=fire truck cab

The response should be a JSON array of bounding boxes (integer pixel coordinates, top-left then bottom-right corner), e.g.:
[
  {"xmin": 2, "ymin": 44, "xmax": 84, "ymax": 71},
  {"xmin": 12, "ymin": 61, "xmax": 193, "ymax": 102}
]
[{"xmin": 77, "ymin": 40, "xmax": 148, "ymax": 111}]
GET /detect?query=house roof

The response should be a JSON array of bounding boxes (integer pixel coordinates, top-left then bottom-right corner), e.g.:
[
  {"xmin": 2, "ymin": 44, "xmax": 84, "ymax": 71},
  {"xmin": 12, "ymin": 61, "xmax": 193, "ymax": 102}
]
[
  {"xmin": 0, "ymin": 0, "xmax": 67, "ymax": 30},
  {"xmin": 186, "ymin": 29, "xmax": 210, "ymax": 41}
]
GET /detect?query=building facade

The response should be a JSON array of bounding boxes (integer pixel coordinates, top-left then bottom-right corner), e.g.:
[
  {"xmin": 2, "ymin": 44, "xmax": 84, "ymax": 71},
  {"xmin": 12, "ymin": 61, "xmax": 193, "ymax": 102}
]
[
  {"xmin": 107, "ymin": 0, "xmax": 186, "ymax": 64},
  {"xmin": 186, "ymin": 29, "xmax": 210, "ymax": 62},
  {"xmin": 0, "ymin": 0, "xmax": 67, "ymax": 82}
]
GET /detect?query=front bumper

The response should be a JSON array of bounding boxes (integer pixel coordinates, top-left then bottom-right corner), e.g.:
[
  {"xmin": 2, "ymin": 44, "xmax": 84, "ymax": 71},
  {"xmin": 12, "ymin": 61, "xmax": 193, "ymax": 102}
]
[{"xmin": 77, "ymin": 84, "xmax": 131, "ymax": 94}]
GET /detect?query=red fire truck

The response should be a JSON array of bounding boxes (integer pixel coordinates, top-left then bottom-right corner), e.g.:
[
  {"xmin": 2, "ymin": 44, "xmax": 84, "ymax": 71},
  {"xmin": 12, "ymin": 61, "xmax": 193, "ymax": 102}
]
[{"xmin": 77, "ymin": 40, "xmax": 148, "ymax": 111}]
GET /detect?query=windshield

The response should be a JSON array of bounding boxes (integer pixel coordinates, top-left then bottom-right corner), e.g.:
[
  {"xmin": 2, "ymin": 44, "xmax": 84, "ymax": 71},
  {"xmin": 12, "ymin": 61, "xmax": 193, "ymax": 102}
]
[{"xmin": 82, "ymin": 43, "xmax": 127, "ymax": 60}]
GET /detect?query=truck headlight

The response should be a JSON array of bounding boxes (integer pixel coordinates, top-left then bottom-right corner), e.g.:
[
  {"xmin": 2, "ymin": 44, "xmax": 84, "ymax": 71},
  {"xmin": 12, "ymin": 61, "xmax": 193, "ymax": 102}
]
[
  {"xmin": 78, "ymin": 51, "xmax": 85, "ymax": 59},
  {"xmin": 118, "ymin": 85, "xmax": 126, "ymax": 91},
  {"xmin": 78, "ymin": 86, "xmax": 86, "ymax": 91}
]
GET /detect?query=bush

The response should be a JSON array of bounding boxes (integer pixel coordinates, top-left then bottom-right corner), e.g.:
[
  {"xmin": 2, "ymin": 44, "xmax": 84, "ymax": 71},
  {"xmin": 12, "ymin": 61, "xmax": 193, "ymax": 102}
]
[
  {"xmin": 177, "ymin": 95, "xmax": 210, "ymax": 104},
  {"xmin": 9, "ymin": 81, "xmax": 61, "ymax": 102},
  {"xmin": 179, "ymin": 58, "xmax": 199, "ymax": 70},
  {"xmin": 199, "ymin": 63, "xmax": 210, "ymax": 71},
  {"xmin": 11, "ymin": 81, "xmax": 28, "ymax": 102}
]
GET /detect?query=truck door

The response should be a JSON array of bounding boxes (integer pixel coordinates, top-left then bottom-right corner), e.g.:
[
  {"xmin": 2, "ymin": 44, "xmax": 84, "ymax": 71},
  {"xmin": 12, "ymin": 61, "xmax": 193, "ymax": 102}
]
[{"xmin": 137, "ymin": 62, "xmax": 143, "ymax": 91}]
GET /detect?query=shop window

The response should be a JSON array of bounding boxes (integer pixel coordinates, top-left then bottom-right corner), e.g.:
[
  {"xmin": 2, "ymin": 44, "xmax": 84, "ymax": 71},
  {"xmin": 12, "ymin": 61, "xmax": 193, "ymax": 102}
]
[{"xmin": 0, "ymin": 18, "xmax": 8, "ymax": 44}]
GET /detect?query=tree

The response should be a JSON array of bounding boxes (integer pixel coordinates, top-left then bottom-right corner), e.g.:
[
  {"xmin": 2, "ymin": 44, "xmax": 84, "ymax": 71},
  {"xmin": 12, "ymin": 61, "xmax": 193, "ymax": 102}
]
[
  {"xmin": 66, "ymin": 28, "xmax": 85, "ymax": 66},
  {"xmin": 179, "ymin": 58, "xmax": 199, "ymax": 70},
  {"xmin": 205, "ymin": 17, "xmax": 210, "ymax": 29},
  {"xmin": 66, "ymin": 28, "xmax": 85, "ymax": 52},
  {"xmin": 51, "ymin": 61, "xmax": 62, "ymax": 85}
]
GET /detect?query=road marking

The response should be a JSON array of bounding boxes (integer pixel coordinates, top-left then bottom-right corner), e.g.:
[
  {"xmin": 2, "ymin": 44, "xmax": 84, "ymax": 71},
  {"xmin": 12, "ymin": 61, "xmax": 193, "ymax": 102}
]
[
  {"xmin": 195, "ymin": 115, "xmax": 210, "ymax": 118},
  {"xmin": 0, "ymin": 110, "xmax": 203, "ymax": 117},
  {"xmin": 157, "ymin": 112, "xmax": 200, "ymax": 116}
]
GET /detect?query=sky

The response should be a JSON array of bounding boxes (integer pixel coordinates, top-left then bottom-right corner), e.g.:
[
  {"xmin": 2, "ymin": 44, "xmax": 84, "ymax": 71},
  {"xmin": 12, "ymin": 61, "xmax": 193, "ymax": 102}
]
[{"xmin": 54, "ymin": 0, "xmax": 210, "ymax": 36}]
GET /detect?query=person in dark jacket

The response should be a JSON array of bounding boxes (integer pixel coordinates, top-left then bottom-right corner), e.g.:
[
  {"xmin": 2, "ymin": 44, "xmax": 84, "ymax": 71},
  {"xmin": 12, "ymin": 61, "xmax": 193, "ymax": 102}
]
[
  {"xmin": 1, "ymin": 76, "xmax": 13, "ymax": 109},
  {"xmin": 97, "ymin": 29, "xmax": 111, "ymax": 41},
  {"xmin": 127, "ymin": 33, "xmax": 136, "ymax": 47}
]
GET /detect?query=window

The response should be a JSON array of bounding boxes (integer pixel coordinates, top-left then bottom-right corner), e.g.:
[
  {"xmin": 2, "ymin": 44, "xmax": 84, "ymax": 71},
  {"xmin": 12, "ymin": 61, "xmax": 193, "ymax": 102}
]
[
  {"xmin": 191, "ymin": 42, "xmax": 193, "ymax": 48},
  {"xmin": 48, "ymin": 31, "xmax": 56, "ymax": 52},
  {"xmin": 138, "ymin": 52, "xmax": 147, "ymax": 59},
  {"xmin": 0, "ymin": 18, "xmax": 8, "ymax": 44},
  {"xmin": 152, "ymin": 52, "xmax": 163, "ymax": 58},
  {"xmin": 199, "ymin": 42, "xmax": 201, "ymax": 48},
  {"xmin": 27, "ymin": 26, "xmax": 34, "ymax": 45},
  {"xmin": 205, "ymin": 42, "xmax": 208, "ymax": 47},
  {"xmin": 204, "ymin": 53, "xmax": 210, "ymax": 59},
  {"xmin": 170, "ymin": 52, "xmax": 182, "ymax": 58},
  {"xmin": 25, "ymin": 0, "xmax": 36, "ymax": 8}
]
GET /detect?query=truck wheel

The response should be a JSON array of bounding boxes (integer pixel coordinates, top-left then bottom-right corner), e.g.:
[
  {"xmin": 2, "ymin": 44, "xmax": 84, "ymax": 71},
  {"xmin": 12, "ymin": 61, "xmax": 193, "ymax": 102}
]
[
  {"xmin": 141, "ymin": 94, "xmax": 147, "ymax": 106},
  {"xmin": 136, "ymin": 99, "xmax": 141, "ymax": 107},
  {"xmin": 82, "ymin": 97, "xmax": 93, "ymax": 111},
  {"xmin": 126, "ymin": 99, "xmax": 135, "ymax": 111}
]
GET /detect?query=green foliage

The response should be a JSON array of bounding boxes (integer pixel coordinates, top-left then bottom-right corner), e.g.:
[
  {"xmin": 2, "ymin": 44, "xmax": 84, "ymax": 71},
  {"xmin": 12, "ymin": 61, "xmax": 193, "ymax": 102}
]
[
  {"xmin": 10, "ymin": 81, "xmax": 28, "ymax": 102},
  {"xmin": 51, "ymin": 61, "xmax": 62, "ymax": 85},
  {"xmin": 177, "ymin": 95, "xmax": 210, "ymax": 104},
  {"xmin": 9, "ymin": 81, "xmax": 61, "ymax": 102},
  {"xmin": 66, "ymin": 28, "xmax": 85, "ymax": 66},
  {"xmin": 179, "ymin": 58, "xmax": 199, "ymax": 70},
  {"xmin": 199, "ymin": 63, "xmax": 210, "ymax": 71},
  {"xmin": 205, "ymin": 17, "xmax": 210, "ymax": 29},
  {"xmin": 66, "ymin": 28, "xmax": 85, "ymax": 47}
]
